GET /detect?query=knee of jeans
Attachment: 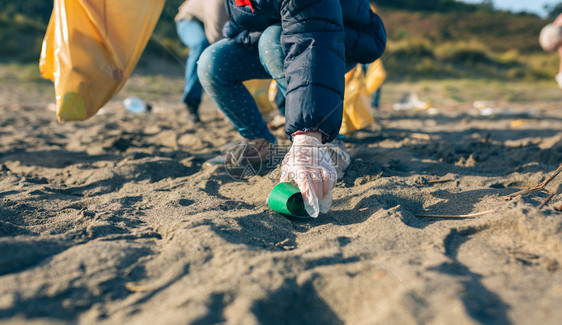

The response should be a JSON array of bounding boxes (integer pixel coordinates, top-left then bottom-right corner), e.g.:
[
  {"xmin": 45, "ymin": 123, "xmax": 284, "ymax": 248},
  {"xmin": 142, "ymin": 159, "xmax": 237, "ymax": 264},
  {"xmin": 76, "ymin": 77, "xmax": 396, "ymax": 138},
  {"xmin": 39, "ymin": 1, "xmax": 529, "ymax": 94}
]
[
  {"xmin": 197, "ymin": 47, "xmax": 223, "ymax": 87},
  {"xmin": 260, "ymin": 24, "xmax": 281, "ymax": 43},
  {"xmin": 258, "ymin": 25, "xmax": 282, "ymax": 56},
  {"xmin": 258, "ymin": 25, "xmax": 284, "ymax": 76}
]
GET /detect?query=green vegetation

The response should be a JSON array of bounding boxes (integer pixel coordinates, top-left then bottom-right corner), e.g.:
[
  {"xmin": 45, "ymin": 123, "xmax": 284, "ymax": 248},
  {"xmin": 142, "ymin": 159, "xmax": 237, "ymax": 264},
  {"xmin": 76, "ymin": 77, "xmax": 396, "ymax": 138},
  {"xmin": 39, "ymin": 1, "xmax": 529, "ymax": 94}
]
[
  {"xmin": 379, "ymin": 8, "xmax": 555, "ymax": 81},
  {"xmin": 0, "ymin": 11, "xmax": 47, "ymax": 62},
  {"xmin": 0, "ymin": 0, "xmax": 558, "ymax": 81},
  {"xmin": 374, "ymin": 0, "xmax": 482, "ymax": 12},
  {"xmin": 547, "ymin": 3, "xmax": 562, "ymax": 19}
]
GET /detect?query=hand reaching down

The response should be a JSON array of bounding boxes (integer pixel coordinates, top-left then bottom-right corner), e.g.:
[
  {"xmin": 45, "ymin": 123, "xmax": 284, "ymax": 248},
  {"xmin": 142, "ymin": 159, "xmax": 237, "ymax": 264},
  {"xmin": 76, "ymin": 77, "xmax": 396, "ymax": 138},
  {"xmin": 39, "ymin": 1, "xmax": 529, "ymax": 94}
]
[{"xmin": 279, "ymin": 133, "xmax": 337, "ymax": 218}]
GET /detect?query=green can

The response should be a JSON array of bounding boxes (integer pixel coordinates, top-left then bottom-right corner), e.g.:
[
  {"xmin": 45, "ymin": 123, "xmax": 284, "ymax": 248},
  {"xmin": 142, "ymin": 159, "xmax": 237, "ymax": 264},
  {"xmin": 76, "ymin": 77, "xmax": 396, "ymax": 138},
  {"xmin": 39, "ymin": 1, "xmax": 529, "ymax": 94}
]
[{"xmin": 268, "ymin": 182, "xmax": 309, "ymax": 218}]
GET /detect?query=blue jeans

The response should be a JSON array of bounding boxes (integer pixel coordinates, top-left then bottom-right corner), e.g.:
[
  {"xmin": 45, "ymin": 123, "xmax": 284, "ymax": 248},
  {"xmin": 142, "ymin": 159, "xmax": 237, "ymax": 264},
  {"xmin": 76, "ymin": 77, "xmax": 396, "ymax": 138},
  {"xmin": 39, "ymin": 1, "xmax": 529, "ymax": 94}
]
[
  {"xmin": 198, "ymin": 25, "xmax": 285, "ymax": 143},
  {"xmin": 176, "ymin": 19, "xmax": 210, "ymax": 108},
  {"xmin": 372, "ymin": 87, "xmax": 382, "ymax": 108}
]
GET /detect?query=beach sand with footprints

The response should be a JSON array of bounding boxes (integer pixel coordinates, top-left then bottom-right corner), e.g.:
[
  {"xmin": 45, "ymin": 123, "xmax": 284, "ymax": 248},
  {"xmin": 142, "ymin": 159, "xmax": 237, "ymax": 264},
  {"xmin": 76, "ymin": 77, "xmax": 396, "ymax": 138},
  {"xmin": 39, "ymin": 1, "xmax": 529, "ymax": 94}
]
[{"xmin": 1, "ymin": 66, "xmax": 562, "ymax": 324}]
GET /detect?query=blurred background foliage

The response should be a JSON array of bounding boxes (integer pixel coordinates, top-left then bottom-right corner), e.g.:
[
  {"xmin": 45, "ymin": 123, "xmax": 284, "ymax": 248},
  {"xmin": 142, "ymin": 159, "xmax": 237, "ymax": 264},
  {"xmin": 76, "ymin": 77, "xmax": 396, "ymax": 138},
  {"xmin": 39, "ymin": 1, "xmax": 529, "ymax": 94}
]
[{"xmin": 0, "ymin": 0, "xmax": 560, "ymax": 81}]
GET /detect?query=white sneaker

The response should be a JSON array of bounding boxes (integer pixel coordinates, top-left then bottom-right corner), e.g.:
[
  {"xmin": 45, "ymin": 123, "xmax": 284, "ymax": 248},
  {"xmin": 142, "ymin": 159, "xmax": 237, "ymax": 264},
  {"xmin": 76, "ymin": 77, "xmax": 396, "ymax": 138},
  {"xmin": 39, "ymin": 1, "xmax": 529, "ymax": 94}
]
[{"xmin": 556, "ymin": 73, "xmax": 562, "ymax": 88}]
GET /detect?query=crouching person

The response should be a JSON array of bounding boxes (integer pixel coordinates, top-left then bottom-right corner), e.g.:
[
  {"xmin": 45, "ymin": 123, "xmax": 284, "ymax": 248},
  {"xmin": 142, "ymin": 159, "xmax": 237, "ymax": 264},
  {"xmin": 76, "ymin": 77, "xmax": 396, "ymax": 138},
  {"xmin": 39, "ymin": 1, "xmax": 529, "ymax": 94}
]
[{"xmin": 198, "ymin": 0, "xmax": 386, "ymax": 217}]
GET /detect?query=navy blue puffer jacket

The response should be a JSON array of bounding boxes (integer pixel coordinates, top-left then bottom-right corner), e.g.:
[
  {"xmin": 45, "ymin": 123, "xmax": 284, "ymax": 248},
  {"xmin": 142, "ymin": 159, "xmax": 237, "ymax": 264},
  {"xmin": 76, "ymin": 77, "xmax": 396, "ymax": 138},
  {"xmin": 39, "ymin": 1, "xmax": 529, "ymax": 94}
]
[{"xmin": 224, "ymin": 0, "xmax": 386, "ymax": 142}]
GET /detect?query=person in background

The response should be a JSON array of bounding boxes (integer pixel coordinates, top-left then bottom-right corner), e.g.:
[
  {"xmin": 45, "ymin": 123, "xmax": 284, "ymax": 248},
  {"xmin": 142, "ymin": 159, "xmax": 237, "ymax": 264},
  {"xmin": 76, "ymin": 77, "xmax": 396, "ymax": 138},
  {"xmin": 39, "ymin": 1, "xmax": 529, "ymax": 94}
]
[
  {"xmin": 539, "ymin": 13, "xmax": 562, "ymax": 88},
  {"xmin": 198, "ymin": 0, "xmax": 386, "ymax": 217},
  {"xmin": 175, "ymin": 0, "xmax": 228, "ymax": 122}
]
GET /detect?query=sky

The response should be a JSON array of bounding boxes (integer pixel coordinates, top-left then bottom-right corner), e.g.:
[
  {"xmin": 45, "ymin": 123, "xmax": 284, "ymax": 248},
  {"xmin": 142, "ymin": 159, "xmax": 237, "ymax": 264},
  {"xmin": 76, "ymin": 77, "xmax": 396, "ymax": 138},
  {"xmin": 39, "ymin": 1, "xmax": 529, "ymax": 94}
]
[{"xmin": 461, "ymin": 0, "xmax": 561, "ymax": 17}]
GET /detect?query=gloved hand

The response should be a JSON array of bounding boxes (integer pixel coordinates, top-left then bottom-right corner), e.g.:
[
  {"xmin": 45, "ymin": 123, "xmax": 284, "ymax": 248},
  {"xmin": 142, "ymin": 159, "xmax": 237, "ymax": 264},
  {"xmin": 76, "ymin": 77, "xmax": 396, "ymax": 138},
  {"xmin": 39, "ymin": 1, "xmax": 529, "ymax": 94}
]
[{"xmin": 279, "ymin": 132, "xmax": 337, "ymax": 218}]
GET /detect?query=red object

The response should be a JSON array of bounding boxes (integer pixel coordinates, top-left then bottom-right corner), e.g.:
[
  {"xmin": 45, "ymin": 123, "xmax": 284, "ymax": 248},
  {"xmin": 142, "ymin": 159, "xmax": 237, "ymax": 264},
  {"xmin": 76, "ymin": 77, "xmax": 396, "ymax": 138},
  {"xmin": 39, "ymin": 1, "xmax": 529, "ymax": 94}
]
[
  {"xmin": 235, "ymin": 0, "xmax": 254, "ymax": 12},
  {"xmin": 291, "ymin": 128, "xmax": 330, "ymax": 143}
]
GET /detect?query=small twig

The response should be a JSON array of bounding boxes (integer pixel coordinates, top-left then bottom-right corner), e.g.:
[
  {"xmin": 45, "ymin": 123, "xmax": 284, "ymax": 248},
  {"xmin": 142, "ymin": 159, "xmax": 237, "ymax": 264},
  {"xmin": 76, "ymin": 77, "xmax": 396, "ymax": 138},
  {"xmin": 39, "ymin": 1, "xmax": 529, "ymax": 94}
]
[
  {"xmin": 507, "ymin": 250, "xmax": 539, "ymax": 260},
  {"xmin": 415, "ymin": 210, "xmax": 494, "ymax": 218},
  {"xmin": 538, "ymin": 192, "xmax": 555, "ymax": 209},
  {"xmin": 501, "ymin": 163, "xmax": 562, "ymax": 201},
  {"xmin": 428, "ymin": 178, "xmax": 455, "ymax": 184}
]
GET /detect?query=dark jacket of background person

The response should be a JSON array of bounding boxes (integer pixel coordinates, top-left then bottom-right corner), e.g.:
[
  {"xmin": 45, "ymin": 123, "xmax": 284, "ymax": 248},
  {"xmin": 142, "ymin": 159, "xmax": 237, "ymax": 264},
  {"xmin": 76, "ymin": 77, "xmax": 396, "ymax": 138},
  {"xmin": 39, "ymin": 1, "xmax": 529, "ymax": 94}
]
[{"xmin": 223, "ymin": 0, "xmax": 386, "ymax": 142}]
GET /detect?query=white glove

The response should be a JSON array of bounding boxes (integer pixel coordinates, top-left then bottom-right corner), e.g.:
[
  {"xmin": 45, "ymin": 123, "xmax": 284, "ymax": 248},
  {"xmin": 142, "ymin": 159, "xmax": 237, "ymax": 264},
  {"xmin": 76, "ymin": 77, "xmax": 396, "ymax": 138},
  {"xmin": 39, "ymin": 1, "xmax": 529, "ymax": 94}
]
[
  {"xmin": 556, "ymin": 73, "xmax": 562, "ymax": 88},
  {"xmin": 279, "ymin": 133, "xmax": 337, "ymax": 218}
]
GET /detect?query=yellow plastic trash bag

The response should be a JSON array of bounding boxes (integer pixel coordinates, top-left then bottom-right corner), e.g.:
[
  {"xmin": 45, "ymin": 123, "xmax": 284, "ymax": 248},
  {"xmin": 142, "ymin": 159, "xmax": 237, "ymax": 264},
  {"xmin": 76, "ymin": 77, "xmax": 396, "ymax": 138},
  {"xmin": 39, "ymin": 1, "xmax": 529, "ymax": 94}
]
[
  {"xmin": 365, "ymin": 58, "xmax": 386, "ymax": 95},
  {"xmin": 40, "ymin": 0, "xmax": 165, "ymax": 122},
  {"xmin": 268, "ymin": 80, "xmax": 279, "ymax": 109},
  {"xmin": 340, "ymin": 65, "xmax": 375, "ymax": 135},
  {"xmin": 244, "ymin": 79, "xmax": 276, "ymax": 116}
]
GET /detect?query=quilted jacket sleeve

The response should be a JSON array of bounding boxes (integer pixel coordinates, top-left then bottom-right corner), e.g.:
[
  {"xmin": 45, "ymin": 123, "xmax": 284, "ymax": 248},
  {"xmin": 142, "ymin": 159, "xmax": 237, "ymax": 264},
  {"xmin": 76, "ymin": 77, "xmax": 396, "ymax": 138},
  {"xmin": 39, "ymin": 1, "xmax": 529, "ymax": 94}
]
[
  {"xmin": 280, "ymin": 0, "xmax": 346, "ymax": 142},
  {"xmin": 341, "ymin": 0, "xmax": 386, "ymax": 63}
]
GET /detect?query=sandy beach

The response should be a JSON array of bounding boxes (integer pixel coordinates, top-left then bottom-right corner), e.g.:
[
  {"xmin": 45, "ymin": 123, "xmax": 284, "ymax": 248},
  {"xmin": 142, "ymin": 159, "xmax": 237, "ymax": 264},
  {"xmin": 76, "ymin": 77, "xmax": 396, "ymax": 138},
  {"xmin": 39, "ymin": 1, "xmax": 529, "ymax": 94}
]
[{"xmin": 1, "ymin": 65, "xmax": 561, "ymax": 324}]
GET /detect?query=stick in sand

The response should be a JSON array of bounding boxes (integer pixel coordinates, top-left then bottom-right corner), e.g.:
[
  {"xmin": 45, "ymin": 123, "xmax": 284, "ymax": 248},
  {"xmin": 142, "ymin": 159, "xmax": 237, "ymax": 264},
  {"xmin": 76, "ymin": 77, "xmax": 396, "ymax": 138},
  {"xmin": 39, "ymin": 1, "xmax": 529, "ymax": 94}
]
[
  {"xmin": 538, "ymin": 192, "xmax": 556, "ymax": 209},
  {"xmin": 428, "ymin": 178, "xmax": 455, "ymax": 184},
  {"xmin": 501, "ymin": 163, "xmax": 562, "ymax": 201},
  {"xmin": 415, "ymin": 210, "xmax": 494, "ymax": 218}
]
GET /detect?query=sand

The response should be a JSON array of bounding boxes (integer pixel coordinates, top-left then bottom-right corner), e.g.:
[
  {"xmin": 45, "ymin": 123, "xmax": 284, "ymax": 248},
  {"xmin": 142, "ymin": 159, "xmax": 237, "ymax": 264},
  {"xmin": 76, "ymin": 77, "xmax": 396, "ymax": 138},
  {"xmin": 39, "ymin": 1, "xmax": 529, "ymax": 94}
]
[{"xmin": 1, "ymin": 70, "xmax": 561, "ymax": 324}]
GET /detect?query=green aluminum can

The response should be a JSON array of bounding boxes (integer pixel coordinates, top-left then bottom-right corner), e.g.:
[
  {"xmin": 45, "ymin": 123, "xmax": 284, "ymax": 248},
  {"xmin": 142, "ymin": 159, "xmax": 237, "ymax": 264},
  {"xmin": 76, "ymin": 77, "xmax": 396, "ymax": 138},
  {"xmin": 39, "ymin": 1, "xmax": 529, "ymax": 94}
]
[{"xmin": 268, "ymin": 182, "xmax": 309, "ymax": 218}]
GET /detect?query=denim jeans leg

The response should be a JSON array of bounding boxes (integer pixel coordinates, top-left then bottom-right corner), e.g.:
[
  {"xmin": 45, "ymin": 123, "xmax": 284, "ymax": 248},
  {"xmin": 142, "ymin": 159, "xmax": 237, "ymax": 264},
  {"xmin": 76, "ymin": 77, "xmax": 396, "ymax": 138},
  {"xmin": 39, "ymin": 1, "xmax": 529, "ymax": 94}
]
[
  {"xmin": 198, "ymin": 39, "xmax": 277, "ymax": 143},
  {"xmin": 372, "ymin": 87, "xmax": 382, "ymax": 108},
  {"xmin": 258, "ymin": 25, "xmax": 287, "ymax": 116},
  {"xmin": 176, "ymin": 19, "xmax": 210, "ymax": 107},
  {"xmin": 258, "ymin": 25, "xmax": 287, "ymax": 93}
]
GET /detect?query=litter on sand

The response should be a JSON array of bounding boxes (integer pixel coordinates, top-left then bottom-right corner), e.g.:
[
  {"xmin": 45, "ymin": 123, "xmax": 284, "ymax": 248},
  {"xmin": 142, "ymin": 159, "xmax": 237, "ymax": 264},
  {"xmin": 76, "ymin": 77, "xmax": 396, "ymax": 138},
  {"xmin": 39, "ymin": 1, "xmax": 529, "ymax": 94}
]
[{"xmin": 393, "ymin": 92, "xmax": 433, "ymax": 111}]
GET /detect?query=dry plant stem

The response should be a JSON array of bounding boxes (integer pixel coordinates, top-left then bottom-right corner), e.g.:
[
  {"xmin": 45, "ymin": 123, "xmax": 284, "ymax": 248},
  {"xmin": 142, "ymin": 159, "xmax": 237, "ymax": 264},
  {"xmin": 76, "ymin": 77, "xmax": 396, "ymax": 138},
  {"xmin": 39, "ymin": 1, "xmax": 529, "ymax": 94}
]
[
  {"xmin": 428, "ymin": 178, "xmax": 455, "ymax": 184},
  {"xmin": 538, "ymin": 192, "xmax": 555, "ymax": 209},
  {"xmin": 501, "ymin": 163, "xmax": 562, "ymax": 201},
  {"xmin": 415, "ymin": 210, "xmax": 494, "ymax": 218}
]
